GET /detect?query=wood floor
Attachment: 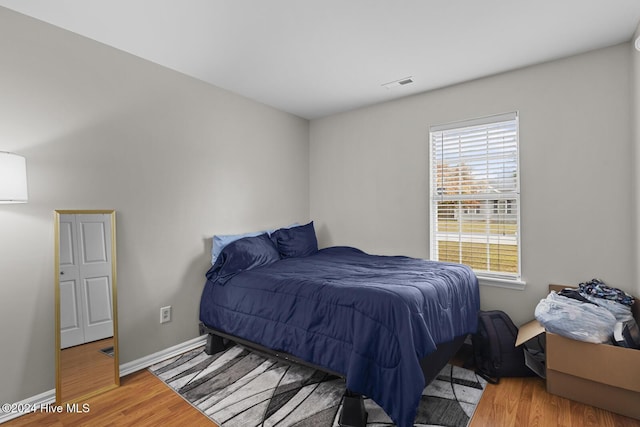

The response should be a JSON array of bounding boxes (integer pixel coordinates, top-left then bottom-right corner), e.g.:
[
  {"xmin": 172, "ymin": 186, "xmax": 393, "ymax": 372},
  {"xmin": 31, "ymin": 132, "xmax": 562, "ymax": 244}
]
[
  {"xmin": 59, "ymin": 338, "xmax": 117, "ymax": 403},
  {"xmin": 4, "ymin": 370, "xmax": 212, "ymax": 427},
  {"xmin": 472, "ymin": 376, "xmax": 640, "ymax": 427},
  {"xmin": 5, "ymin": 353, "xmax": 640, "ymax": 427}
]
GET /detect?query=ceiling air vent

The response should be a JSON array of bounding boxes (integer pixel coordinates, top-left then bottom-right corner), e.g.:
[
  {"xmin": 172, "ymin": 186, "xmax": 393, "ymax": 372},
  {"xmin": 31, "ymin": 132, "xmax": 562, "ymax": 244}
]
[{"xmin": 382, "ymin": 76, "xmax": 414, "ymax": 89}]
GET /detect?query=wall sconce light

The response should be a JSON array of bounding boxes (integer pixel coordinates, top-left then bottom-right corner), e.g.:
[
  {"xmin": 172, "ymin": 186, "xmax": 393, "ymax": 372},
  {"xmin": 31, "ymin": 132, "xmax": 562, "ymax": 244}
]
[
  {"xmin": 636, "ymin": 35, "xmax": 640, "ymax": 52},
  {"xmin": 0, "ymin": 151, "xmax": 28, "ymax": 203}
]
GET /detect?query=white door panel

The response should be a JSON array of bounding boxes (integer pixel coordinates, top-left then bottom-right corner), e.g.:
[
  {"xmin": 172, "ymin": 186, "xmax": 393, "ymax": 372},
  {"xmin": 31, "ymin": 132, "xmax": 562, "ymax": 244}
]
[
  {"xmin": 83, "ymin": 276, "xmax": 113, "ymax": 341},
  {"xmin": 58, "ymin": 221, "xmax": 75, "ymax": 267},
  {"xmin": 59, "ymin": 213, "xmax": 114, "ymax": 348},
  {"xmin": 59, "ymin": 278, "xmax": 84, "ymax": 348},
  {"xmin": 79, "ymin": 221, "xmax": 108, "ymax": 264},
  {"xmin": 59, "ymin": 214, "xmax": 84, "ymax": 349}
]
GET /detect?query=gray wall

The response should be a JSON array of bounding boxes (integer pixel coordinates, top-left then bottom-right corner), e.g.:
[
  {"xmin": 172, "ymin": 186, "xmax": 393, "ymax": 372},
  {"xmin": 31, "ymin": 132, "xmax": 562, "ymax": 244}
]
[
  {"xmin": 310, "ymin": 43, "xmax": 635, "ymax": 326},
  {"xmin": 634, "ymin": 26, "xmax": 640, "ymax": 297},
  {"xmin": 0, "ymin": 8, "xmax": 309, "ymax": 403}
]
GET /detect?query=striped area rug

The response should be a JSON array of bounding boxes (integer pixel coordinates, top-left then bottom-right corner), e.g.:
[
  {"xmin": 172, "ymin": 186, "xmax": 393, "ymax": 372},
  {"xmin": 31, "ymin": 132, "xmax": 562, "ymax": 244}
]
[{"xmin": 149, "ymin": 344, "xmax": 486, "ymax": 427}]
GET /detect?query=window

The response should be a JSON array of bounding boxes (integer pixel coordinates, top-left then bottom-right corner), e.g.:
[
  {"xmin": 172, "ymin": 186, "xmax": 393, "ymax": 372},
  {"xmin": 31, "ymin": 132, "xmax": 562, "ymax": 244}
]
[{"xmin": 429, "ymin": 112, "xmax": 521, "ymax": 285}]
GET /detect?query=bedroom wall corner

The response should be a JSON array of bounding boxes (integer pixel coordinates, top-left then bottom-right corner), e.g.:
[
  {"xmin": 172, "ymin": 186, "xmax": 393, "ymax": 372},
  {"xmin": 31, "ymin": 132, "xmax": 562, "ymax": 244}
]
[
  {"xmin": 633, "ymin": 22, "xmax": 640, "ymax": 298},
  {"xmin": 0, "ymin": 7, "xmax": 310, "ymax": 406}
]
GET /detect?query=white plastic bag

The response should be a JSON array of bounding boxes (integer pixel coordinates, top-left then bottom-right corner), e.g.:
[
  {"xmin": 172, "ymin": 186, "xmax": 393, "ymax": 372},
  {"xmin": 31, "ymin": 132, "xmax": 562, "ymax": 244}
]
[
  {"xmin": 582, "ymin": 293, "xmax": 635, "ymax": 323},
  {"xmin": 534, "ymin": 292, "xmax": 617, "ymax": 343}
]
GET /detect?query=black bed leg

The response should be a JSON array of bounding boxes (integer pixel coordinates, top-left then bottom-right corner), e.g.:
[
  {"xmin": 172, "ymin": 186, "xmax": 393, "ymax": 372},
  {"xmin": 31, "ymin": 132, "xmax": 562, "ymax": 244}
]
[
  {"xmin": 205, "ymin": 333, "xmax": 227, "ymax": 355},
  {"xmin": 339, "ymin": 390, "xmax": 367, "ymax": 427}
]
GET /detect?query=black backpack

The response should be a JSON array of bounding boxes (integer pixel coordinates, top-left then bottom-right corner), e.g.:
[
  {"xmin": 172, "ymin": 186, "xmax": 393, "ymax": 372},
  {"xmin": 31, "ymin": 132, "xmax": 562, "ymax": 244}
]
[{"xmin": 472, "ymin": 310, "xmax": 534, "ymax": 383}]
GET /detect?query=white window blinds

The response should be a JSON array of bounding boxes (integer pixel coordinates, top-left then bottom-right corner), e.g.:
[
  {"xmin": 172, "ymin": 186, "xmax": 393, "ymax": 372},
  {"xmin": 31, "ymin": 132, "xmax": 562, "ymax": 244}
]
[{"xmin": 429, "ymin": 112, "xmax": 521, "ymax": 281}]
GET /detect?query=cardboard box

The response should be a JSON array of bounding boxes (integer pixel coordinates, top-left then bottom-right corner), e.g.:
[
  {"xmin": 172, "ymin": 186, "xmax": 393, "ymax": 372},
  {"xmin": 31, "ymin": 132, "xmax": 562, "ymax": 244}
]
[{"xmin": 516, "ymin": 284, "xmax": 640, "ymax": 420}]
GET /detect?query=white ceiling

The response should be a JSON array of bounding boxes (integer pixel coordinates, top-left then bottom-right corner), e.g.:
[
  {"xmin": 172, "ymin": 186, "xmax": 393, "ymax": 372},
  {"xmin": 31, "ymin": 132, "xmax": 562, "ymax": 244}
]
[{"xmin": 1, "ymin": 0, "xmax": 640, "ymax": 119}]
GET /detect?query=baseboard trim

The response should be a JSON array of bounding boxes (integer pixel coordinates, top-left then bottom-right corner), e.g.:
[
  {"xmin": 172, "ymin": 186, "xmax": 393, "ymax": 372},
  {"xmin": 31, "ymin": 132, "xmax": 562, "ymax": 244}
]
[
  {"xmin": 0, "ymin": 388, "xmax": 56, "ymax": 424},
  {"xmin": 0, "ymin": 335, "xmax": 207, "ymax": 424},
  {"xmin": 119, "ymin": 335, "xmax": 207, "ymax": 376}
]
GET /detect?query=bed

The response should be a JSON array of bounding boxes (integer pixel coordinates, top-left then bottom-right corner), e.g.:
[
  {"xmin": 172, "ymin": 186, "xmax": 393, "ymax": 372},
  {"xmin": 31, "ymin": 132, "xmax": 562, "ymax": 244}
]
[{"xmin": 199, "ymin": 222, "xmax": 480, "ymax": 427}]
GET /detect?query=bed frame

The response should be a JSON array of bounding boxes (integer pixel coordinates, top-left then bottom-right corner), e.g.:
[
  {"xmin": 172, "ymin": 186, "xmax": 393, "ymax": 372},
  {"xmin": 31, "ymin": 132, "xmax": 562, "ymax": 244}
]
[{"xmin": 199, "ymin": 322, "xmax": 465, "ymax": 427}]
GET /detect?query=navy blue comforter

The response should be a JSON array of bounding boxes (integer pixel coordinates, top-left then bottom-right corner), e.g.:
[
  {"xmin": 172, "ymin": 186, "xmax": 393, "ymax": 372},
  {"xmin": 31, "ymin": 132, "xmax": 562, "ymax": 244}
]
[{"xmin": 200, "ymin": 246, "xmax": 479, "ymax": 427}]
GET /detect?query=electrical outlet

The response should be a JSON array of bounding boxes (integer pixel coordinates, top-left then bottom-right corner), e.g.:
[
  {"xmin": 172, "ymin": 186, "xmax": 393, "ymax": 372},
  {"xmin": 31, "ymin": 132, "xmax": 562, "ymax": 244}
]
[{"xmin": 160, "ymin": 306, "xmax": 172, "ymax": 324}]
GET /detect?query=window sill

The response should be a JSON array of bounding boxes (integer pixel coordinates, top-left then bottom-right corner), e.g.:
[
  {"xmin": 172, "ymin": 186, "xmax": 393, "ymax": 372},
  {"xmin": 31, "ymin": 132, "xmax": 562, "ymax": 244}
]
[{"xmin": 478, "ymin": 276, "xmax": 526, "ymax": 290}]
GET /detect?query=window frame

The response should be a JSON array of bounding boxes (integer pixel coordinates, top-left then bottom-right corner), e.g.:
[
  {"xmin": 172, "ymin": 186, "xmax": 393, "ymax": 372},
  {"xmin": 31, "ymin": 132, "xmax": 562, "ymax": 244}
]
[{"xmin": 428, "ymin": 112, "xmax": 524, "ymax": 289}]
